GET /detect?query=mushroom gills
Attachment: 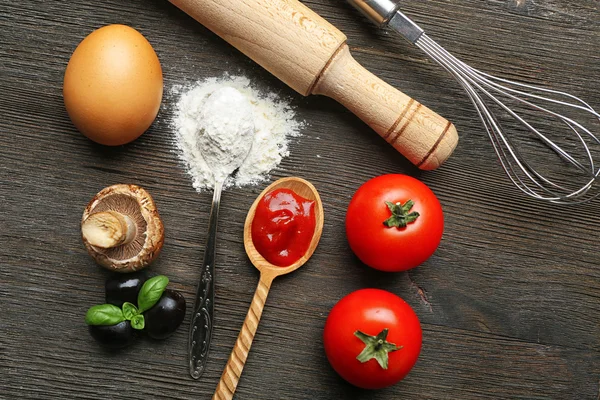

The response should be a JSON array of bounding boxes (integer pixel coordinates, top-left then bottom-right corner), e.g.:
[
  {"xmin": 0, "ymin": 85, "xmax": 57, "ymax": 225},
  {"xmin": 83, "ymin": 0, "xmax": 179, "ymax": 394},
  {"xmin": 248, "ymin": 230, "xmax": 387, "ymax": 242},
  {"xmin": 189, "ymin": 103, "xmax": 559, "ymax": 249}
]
[{"xmin": 85, "ymin": 194, "xmax": 148, "ymax": 260}]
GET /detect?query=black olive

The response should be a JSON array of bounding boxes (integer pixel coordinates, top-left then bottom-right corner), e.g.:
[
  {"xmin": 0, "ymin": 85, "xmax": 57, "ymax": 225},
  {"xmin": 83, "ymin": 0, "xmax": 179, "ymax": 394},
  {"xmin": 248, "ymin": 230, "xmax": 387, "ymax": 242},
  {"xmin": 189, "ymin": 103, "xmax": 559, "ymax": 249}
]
[
  {"xmin": 144, "ymin": 289, "xmax": 186, "ymax": 340},
  {"xmin": 89, "ymin": 321, "xmax": 135, "ymax": 349},
  {"xmin": 105, "ymin": 272, "xmax": 149, "ymax": 307}
]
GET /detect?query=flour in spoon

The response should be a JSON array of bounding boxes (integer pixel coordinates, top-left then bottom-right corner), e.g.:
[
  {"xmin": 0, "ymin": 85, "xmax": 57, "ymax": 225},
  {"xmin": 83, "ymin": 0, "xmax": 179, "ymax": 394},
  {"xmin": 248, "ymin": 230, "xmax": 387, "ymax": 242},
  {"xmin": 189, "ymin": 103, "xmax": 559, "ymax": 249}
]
[
  {"xmin": 172, "ymin": 76, "xmax": 304, "ymax": 191},
  {"xmin": 195, "ymin": 86, "xmax": 255, "ymax": 182}
]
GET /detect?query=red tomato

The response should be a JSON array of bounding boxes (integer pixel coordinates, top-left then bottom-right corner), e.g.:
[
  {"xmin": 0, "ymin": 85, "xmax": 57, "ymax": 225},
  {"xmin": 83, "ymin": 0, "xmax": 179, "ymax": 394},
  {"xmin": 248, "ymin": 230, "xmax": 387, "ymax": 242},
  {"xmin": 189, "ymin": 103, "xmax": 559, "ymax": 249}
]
[
  {"xmin": 346, "ymin": 174, "xmax": 443, "ymax": 272},
  {"xmin": 323, "ymin": 289, "xmax": 422, "ymax": 389}
]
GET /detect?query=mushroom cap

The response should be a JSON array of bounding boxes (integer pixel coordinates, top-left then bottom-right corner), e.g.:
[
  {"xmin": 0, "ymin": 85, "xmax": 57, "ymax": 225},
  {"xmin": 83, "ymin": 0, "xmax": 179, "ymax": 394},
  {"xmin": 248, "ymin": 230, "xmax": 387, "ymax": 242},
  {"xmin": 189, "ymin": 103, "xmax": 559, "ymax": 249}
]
[{"xmin": 82, "ymin": 184, "xmax": 164, "ymax": 272}]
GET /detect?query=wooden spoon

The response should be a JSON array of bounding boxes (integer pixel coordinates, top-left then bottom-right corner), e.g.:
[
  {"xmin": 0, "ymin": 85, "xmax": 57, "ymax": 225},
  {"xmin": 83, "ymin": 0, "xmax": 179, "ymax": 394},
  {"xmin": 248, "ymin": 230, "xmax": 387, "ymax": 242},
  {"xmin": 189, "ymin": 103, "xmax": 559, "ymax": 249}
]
[{"xmin": 213, "ymin": 177, "xmax": 324, "ymax": 400}]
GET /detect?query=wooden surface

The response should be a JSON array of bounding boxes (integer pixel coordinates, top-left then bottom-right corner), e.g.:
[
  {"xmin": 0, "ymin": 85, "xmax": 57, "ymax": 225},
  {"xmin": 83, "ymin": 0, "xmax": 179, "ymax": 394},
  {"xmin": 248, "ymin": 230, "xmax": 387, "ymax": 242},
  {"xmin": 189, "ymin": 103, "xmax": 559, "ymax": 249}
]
[{"xmin": 1, "ymin": 0, "xmax": 599, "ymax": 399}]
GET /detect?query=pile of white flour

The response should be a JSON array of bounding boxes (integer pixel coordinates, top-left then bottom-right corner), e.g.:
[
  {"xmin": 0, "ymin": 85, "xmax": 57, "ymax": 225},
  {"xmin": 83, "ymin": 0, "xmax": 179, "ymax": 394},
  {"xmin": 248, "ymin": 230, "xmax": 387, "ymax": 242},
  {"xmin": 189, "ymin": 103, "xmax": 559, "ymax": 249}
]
[{"xmin": 171, "ymin": 76, "xmax": 303, "ymax": 191}]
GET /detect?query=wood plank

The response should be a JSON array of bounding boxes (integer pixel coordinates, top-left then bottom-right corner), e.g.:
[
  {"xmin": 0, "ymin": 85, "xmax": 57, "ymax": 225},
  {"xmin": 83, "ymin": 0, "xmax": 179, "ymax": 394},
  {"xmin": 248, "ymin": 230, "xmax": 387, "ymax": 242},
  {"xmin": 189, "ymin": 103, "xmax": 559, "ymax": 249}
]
[{"xmin": 1, "ymin": 0, "xmax": 599, "ymax": 399}]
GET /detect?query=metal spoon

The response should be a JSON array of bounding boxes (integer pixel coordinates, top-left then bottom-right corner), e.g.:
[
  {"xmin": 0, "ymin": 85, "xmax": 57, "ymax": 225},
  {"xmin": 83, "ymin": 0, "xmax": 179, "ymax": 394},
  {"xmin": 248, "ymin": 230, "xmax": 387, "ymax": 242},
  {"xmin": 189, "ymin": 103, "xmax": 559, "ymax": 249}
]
[
  {"xmin": 213, "ymin": 177, "xmax": 324, "ymax": 400},
  {"xmin": 188, "ymin": 87, "xmax": 255, "ymax": 379}
]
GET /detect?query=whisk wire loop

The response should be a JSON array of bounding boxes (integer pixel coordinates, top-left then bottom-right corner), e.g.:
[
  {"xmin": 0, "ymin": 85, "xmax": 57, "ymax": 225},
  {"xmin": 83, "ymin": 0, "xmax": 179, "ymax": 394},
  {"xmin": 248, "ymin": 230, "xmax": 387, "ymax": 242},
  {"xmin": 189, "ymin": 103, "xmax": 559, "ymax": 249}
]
[{"xmin": 415, "ymin": 34, "xmax": 600, "ymax": 203}]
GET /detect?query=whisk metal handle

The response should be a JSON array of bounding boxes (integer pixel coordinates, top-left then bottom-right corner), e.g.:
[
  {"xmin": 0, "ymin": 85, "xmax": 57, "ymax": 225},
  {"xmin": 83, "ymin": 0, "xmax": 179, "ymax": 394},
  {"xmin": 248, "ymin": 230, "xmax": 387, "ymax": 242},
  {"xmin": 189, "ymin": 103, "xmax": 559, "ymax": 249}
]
[
  {"xmin": 346, "ymin": 0, "xmax": 399, "ymax": 26},
  {"xmin": 347, "ymin": 0, "xmax": 424, "ymax": 44}
]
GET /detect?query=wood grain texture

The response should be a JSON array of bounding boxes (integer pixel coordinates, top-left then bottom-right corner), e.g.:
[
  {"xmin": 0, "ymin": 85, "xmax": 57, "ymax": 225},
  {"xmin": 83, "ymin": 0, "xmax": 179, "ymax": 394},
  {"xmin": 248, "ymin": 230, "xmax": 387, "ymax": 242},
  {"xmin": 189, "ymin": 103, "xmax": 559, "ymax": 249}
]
[
  {"xmin": 1, "ymin": 0, "xmax": 599, "ymax": 399},
  {"xmin": 214, "ymin": 276, "xmax": 271, "ymax": 400}
]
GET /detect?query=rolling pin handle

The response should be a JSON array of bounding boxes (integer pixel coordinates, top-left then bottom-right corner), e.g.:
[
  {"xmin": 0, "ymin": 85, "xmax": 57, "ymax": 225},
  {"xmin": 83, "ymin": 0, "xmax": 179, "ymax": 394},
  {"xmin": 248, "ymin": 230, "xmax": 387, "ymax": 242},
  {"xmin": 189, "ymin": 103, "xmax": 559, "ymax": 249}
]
[{"xmin": 312, "ymin": 44, "xmax": 458, "ymax": 170}]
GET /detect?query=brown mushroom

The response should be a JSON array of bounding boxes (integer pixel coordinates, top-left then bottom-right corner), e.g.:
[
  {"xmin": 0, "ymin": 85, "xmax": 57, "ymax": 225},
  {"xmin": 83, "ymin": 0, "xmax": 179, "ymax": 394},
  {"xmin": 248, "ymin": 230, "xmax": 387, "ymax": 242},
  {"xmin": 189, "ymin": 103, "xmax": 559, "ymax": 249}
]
[{"xmin": 81, "ymin": 184, "xmax": 164, "ymax": 272}]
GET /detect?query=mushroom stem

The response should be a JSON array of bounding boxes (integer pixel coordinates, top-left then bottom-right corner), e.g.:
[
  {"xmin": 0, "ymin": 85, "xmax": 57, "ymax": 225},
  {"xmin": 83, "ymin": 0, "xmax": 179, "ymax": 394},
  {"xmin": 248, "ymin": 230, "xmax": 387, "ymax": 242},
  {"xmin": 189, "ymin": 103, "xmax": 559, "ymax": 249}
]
[{"xmin": 82, "ymin": 211, "xmax": 138, "ymax": 249}]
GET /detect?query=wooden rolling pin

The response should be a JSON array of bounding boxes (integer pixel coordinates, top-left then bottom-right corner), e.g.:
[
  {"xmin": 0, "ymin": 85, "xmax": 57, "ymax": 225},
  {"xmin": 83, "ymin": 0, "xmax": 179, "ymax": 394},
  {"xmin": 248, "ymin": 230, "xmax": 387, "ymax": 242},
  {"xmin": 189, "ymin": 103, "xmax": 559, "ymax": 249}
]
[{"xmin": 169, "ymin": 0, "xmax": 457, "ymax": 169}]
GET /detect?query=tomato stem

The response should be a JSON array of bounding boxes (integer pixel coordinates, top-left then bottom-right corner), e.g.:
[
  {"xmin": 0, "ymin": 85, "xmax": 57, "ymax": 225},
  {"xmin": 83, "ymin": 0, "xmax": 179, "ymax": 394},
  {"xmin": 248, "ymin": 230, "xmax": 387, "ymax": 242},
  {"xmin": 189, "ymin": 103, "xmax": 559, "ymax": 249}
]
[
  {"xmin": 383, "ymin": 200, "xmax": 420, "ymax": 228},
  {"xmin": 354, "ymin": 328, "xmax": 403, "ymax": 369}
]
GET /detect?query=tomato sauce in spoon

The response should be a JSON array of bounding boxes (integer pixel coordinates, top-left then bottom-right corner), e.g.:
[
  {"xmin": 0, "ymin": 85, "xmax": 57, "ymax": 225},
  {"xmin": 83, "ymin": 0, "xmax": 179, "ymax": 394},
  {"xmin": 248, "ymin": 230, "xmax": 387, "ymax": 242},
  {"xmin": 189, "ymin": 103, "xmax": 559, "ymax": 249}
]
[{"xmin": 251, "ymin": 188, "xmax": 316, "ymax": 267}]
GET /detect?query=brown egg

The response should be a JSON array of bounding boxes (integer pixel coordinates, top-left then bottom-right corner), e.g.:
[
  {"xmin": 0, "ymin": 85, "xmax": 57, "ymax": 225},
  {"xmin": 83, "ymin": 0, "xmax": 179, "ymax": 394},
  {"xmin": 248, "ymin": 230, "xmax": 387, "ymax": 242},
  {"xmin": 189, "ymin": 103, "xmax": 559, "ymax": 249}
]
[{"xmin": 63, "ymin": 25, "xmax": 163, "ymax": 146}]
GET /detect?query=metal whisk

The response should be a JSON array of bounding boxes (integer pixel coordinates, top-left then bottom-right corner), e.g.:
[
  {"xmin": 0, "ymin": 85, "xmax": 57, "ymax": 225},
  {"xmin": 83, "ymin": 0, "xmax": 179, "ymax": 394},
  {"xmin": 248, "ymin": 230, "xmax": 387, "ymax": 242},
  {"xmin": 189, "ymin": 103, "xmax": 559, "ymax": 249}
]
[{"xmin": 348, "ymin": 0, "xmax": 600, "ymax": 204}]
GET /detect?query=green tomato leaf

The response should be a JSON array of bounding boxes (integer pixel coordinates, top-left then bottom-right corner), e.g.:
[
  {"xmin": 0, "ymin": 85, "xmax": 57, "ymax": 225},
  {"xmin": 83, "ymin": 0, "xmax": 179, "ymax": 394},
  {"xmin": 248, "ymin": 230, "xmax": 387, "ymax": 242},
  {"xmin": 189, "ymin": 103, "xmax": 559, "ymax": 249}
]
[
  {"xmin": 122, "ymin": 302, "xmax": 139, "ymax": 320},
  {"xmin": 354, "ymin": 329, "xmax": 402, "ymax": 370},
  {"xmin": 85, "ymin": 304, "xmax": 125, "ymax": 326},
  {"xmin": 137, "ymin": 275, "xmax": 169, "ymax": 313},
  {"xmin": 131, "ymin": 314, "xmax": 145, "ymax": 330},
  {"xmin": 383, "ymin": 200, "xmax": 420, "ymax": 229}
]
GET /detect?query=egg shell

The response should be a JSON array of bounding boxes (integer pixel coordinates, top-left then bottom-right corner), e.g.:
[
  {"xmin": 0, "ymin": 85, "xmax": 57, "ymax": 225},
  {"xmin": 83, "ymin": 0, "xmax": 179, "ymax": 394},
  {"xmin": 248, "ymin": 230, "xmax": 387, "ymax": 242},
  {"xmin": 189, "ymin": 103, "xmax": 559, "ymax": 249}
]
[{"xmin": 63, "ymin": 25, "xmax": 163, "ymax": 146}]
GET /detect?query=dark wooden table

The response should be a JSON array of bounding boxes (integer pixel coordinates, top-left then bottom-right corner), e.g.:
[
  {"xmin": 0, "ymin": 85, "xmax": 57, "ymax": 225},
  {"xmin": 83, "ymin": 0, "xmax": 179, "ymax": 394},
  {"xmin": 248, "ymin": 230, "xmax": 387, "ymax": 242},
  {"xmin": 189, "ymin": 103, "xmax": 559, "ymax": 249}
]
[{"xmin": 2, "ymin": 0, "xmax": 599, "ymax": 399}]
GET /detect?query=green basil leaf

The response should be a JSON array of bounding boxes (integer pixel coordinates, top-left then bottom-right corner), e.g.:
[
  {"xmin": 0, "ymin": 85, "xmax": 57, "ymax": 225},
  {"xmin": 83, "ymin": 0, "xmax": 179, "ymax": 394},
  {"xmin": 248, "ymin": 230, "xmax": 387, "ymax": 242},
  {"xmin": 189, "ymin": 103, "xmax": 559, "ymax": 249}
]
[
  {"xmin": 122, "ymin": 302, "xmax": 139, "ymax": 320},
  {"xmin": 137, "ymin": 275, "xmax": 169, "ymax": 313},
  {"xmin": 85, "ymin": 304, "xmax": 125, "ymax": 326},
  {"xmin": 131, "ymin": 314, "xmax": 145, "ymax": 330}
]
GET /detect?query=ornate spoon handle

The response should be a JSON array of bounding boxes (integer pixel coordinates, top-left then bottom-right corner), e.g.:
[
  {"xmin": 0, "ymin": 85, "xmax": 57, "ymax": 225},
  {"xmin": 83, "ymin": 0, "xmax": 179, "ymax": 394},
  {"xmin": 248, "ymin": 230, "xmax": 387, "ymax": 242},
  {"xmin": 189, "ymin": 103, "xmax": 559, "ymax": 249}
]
[{"xmin": 189, "ymin": 180, "xmax": 224, "ymax": 379}]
